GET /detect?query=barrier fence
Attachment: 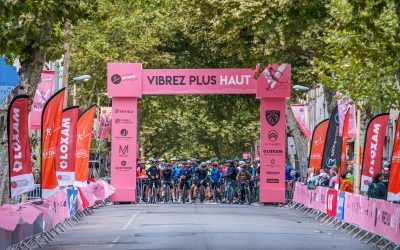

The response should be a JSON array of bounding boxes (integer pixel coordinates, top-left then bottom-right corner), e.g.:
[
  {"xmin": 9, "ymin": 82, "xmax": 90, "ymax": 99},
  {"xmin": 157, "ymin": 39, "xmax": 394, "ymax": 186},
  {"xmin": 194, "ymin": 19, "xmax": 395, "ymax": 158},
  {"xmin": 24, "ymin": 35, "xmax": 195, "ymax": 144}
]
[
  {"xmin": 291, "ymin": 183, "xmax": 400, "ymax": 249},
  {"xmin": 0, "ymin": 179, "xmax": 115, "ymax": 250}
]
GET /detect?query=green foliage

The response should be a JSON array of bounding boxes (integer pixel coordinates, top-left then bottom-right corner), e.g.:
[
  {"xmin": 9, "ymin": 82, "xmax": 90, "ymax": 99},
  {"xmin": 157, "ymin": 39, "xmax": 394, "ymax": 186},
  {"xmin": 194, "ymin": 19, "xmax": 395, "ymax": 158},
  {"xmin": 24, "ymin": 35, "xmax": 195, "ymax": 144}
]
[
  {"xmin": 69, "ymin": 0, "xmax": 399, "ymax": 158},
  {"xmin": 0, "ymin": 0, "xmax": 97, "ymax": 62},
  {"xmin": 314, "ymin": 0, "xmax": 400, "ymax": 111}
]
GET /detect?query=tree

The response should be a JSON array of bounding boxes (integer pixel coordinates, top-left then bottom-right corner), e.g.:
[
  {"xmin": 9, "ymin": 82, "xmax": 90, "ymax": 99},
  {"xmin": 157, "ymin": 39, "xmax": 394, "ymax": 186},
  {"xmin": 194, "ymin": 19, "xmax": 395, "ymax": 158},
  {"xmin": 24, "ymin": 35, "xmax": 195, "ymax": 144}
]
[
  {"xmin": 314, "ymin": 0, "xmax": 400, "ymax": 112},
  {"xmin": 0, "ymin": 0, "xmax": 97, "ymax": 100}
]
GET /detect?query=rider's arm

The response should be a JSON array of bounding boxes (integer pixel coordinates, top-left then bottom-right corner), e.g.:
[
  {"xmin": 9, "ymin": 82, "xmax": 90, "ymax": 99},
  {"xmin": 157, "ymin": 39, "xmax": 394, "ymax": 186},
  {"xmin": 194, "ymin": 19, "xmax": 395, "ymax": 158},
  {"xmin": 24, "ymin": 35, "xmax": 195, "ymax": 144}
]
[{"xmin": 218, "ymin": 170, "xmax": 222, "ymax": 182}]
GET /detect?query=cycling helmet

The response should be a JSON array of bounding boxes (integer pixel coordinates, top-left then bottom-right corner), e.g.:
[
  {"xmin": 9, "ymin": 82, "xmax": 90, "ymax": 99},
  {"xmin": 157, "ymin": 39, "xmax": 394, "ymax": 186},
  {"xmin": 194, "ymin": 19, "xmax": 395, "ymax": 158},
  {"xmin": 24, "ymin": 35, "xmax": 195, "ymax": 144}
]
[
  {"xmin": 178, "ymin": 164, "xmax": 183, "ymax": 168},
  {"xmin": 206, "ymin": 160, "xmax": 211, "ymax": 164},
  {"xmin": 200, "ymin": 162, "xmax": 207, "ymax": 167},
  {"xmin": 239, "ymin": 161, "xmax": 246, "ymax": 166}
]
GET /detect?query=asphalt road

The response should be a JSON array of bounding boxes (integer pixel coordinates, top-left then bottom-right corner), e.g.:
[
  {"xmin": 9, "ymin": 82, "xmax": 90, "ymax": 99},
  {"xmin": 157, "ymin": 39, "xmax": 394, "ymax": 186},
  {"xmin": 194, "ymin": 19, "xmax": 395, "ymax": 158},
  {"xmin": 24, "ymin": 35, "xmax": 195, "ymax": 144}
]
[{"xmin": 40, "ymin": 203, "xmax": 374, "ymax": 250}]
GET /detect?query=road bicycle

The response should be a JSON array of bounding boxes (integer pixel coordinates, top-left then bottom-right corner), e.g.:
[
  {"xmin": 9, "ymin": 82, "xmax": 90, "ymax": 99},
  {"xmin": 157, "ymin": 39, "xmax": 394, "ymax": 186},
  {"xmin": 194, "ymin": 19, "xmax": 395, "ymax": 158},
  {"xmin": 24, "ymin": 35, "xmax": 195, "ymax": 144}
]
[
  {"xmin": 224, "ymin": 179, "xmax": 235, "ymax": 204},
  {"xmin": 149, "ymin": 181, "xmax": 157, "ymax": 204},
  {"xmin": 198, "ymin": 180, "xmax": 206, "ymax": 203},
  {"xmin": 163, "ymin": 181, "xmax": 171, "ymax": 203},
  {"xmin": 212, "ymin": 181, "xmax": 222, "ymax": 203},
  {"xmin": 240, "ymin": 181, "xmax": 252, "ymax": 205}
]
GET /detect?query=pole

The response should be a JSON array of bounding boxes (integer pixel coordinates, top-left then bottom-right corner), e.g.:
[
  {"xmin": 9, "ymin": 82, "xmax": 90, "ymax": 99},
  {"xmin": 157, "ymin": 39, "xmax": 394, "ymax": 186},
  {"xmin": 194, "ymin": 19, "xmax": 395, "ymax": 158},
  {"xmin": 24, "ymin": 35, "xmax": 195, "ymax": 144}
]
[
  {"xmin": 354, "ymin": 104, "xmax": 362, "ymax": 194},
  {"xmin": 73, "ymin": 81, "xmax": 77, "ymax": 106}
]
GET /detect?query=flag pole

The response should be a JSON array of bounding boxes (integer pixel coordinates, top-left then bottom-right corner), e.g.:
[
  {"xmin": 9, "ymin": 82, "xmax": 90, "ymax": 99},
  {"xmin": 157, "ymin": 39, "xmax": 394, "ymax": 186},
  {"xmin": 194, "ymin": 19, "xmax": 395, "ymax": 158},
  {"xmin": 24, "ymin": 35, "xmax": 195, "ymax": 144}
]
[{"xmin": 354, "ymin": 102, "xmax": 362, "ymax": 194}]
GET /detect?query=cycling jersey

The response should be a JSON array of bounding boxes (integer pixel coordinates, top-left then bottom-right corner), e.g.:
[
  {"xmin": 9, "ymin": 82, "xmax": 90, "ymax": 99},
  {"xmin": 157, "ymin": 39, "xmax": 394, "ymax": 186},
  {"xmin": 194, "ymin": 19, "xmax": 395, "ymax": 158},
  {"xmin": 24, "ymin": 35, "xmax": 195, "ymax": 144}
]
[
  {"xmin": 210, "ymin": 168, "xmax": 222, "ymax": 183},
  {"xmin": 225, "ymin": 166, "xmax": 237, "ymax": 180},
  {"xmin": 196, "ymin": 168, "xmax": 208, "ymax": 180},
  {"xmin": 162, "ymin": 169, "xmax": 173, "ymax": 182},
  {"xmin": 180, "ymin": 168, "xmax": 192, "ymax": 180},
  {"xmin": 146, "ymin": 165, "xmax": 159, "ymax": 178},
  {"xmin": 173, "ymin": 165, "xmax": 181, "ymax": 179},
  {"xmin": 238, "ymin": 168, "xmax": 252, "ymax": 182}
]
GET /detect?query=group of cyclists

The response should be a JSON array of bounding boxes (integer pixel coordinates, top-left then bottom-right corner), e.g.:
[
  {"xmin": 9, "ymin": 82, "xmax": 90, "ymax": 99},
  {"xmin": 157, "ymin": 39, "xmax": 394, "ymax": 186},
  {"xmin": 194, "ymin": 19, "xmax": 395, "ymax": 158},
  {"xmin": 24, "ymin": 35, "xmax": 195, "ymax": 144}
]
[{"xmin": 136, "ymin": 158, "xmax": 260, "ymax": 205}]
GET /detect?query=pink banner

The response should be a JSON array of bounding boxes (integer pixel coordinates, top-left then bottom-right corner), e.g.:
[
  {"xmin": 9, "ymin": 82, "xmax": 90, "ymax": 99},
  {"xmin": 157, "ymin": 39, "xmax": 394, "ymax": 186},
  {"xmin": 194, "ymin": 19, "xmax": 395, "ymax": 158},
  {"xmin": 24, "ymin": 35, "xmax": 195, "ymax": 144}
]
[
  {"xmin": 256, "ymin": 64, "xmax": 291, "ymax": 98},
  {"xmin": 259, "ymin": 98, "xmax": 286, "ymax": 202},
  {"xmin": 291, "ymin": 104, "xmax": 310, "ymax": 139},
  {"xmin": 30, "ymin": 71, "xmax": 55, "ymax": 129},
  {"xmin": 336, "ymin": 92, "xmax": 356, "ymax": 138},
  {"xmin": 142, "ymin": 68, "xmax": 257, "ymax": 95},
  {"xmin": 98, "ymin": 107, "xmax": 112, "ymax": 138},
  {"xmin": 110, "ymin": 97, "xmax": 137, "ymax": 202}
]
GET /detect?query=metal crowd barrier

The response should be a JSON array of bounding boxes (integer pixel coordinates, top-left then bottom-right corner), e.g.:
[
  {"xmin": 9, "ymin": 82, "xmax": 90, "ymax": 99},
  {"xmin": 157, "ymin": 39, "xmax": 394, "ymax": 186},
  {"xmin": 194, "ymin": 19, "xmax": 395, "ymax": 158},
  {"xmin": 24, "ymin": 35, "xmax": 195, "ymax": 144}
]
[
  {"xmin": 288, "ymin": 185, "xmax": 400, "ymax": 250},
  {"xmin": 6, "ymin": 177, "xmax": 112, "ymax": 250}
]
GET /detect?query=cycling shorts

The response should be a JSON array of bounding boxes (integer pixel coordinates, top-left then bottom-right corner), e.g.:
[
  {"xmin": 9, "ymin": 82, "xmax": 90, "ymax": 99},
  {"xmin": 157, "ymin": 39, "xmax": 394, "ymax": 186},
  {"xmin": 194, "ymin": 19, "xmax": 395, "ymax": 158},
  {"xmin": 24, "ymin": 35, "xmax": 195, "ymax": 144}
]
[
  {"xmin": 196, "ymin": 179, "xmax": 209, "ymax": 188},
  {"xmin": 179, "ymin": 180, "xmax": 190, "ymax": 189}
]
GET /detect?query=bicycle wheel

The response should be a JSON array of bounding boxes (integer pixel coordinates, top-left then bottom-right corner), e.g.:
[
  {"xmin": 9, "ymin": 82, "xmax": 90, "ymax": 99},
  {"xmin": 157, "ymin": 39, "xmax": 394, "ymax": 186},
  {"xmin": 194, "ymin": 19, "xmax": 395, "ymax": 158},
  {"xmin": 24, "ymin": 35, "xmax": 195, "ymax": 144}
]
[
  {"xmin": 227, "ymin": 183, "xmax": 233, "ymax": 204},
  {"xmin": 164, "ymin": 185, "xmax": 170, "ymax": 203},
  {"xmin": 214, "ymin": 185, "xmax": 219, "ymax": 203},
  {"xmin": 246, "ymin": 186, "xmax": 251, "ymax": 205},
  {"xmin": 199, "ymin": 185, "xmax": 205, "ymax": 203},
  {"xmin": 182, "ymin": 185, "xmax": 187, "ymax": 204},
  {"xmin": 151, "ymin": 184, "xmax": 156, "ymax": 203}
]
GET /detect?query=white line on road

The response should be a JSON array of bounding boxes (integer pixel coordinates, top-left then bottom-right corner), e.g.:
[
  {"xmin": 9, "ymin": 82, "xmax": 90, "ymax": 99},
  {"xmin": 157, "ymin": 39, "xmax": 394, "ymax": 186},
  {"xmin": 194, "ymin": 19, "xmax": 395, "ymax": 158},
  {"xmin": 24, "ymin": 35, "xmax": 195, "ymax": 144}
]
[
  {"xmin": 112, "ymin": 236, "xmax": 121, "ymax": 243},
  {"xmin": 108, "ymin": 236, "xmax": 121, "ymax": 248},
  {"xmin": 122, "ymin": 211, "xmax": 140, "ymax": 231}
]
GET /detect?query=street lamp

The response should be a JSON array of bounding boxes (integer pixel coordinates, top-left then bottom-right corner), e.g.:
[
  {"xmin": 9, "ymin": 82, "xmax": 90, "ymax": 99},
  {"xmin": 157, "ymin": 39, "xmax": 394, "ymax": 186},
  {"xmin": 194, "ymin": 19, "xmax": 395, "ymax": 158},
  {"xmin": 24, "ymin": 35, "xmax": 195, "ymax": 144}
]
[
  {"xmin": 72, "ymin": 75, "xmax": 91, "ymax": 105},
  {"xmin": 293, "ymin": 85, "xmax": 310, "ymax": 91}
]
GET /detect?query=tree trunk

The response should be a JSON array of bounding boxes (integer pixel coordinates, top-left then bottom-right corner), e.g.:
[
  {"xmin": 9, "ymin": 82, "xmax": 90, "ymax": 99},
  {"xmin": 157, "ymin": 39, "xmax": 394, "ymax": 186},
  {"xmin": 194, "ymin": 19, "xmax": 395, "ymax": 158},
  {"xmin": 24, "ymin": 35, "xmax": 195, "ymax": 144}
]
[
  {"xmin": 285, "ymin": 100, "xmax": 308, "ymax": 170},
  {"xmin": 88, "ymin": 79, "xmax": 97, "ymax": 106},
  {"xmin": 11, "ymin": 48, "xmax": 46, "ymax": 101},
  {"xmin": 63, "ymin": 20, "xmax": 72, "ymax": 107},
  {"xmin": 0, "ymin": 143, "xmax": 10, "ymax": 205},
  {"xmin": 323, "ymin": 85, "xmax": 337, "ymax": 114},
  {"xmin": 395, "ymin": 0, "xmax": 400, "ymax": 87}
]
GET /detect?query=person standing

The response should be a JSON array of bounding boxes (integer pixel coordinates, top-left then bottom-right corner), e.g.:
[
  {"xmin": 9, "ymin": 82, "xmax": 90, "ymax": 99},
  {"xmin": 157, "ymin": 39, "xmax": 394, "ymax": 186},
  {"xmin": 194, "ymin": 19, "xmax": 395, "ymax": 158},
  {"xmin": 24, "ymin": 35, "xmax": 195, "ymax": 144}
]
[
  {"xmin": 339, "ymin": 172, "xmax": 353, "ymax": 193},
  {"xmin": 367, "ymin": 173, "xmax": 387, "ymax": 200}
]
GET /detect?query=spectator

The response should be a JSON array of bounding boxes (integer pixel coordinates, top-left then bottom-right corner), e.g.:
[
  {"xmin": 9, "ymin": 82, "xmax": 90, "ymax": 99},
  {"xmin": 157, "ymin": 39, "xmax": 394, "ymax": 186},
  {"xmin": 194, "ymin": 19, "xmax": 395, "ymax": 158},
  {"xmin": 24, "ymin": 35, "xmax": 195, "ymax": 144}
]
[
  {"xmin": 346, "ymin": 165, "xmax": 354, "ymax": 184},
  {"xmin": 339, "ymin": 172, "xmax": 353, "ymax": 193},
  {"xmin": 306, "ymin": 168, "xmax": 318, "ymax": 190},
  {"xmin": 317, "ymin": 168, "xmax": 330, "ymax": 187},
  {"xmin": 285, "ymin": 163, "xmax": 295, "ymax": 181},
  {"xmin": 329, "ymin": 169, "xmax": 338, "ymax": 190},
  {"xmin": 367, "ymin": 173, "xmax": 387, "ymax": 200}
]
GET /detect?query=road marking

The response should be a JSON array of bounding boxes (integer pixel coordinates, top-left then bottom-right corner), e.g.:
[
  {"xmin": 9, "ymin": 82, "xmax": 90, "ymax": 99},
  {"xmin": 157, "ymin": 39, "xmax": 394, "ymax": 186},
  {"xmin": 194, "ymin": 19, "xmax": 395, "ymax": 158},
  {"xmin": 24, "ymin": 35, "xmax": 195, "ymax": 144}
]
[
  {"xmin": 108, "ymin": 236, "xmax": 120, "ymax": 248},
  {"xmin": 122, "ymin": 211, "xmax": 140, "ymax": 231}
]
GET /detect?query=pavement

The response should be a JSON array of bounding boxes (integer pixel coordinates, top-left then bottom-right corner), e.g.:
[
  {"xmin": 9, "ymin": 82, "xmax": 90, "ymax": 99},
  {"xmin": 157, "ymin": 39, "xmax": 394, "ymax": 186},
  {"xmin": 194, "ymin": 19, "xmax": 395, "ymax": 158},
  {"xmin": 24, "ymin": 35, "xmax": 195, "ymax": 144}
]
[{"xmin": 39, "ymin": 203, "xmax": 374, "ymax": 250}]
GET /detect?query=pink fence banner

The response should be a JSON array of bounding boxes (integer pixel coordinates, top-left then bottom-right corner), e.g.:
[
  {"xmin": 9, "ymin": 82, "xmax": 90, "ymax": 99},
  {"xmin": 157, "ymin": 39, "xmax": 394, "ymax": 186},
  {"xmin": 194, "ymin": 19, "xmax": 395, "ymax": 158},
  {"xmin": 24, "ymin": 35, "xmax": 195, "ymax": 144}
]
[
  {"xmin": 291, "ymin": 104, "xmax": 310, "ymax": 139},
  {"xmin": 294, "ymin": 183, "xmax": 400, "ymax": 244},
  {"xmin": 98, "ymin": 107, "xmax": 112, "ymax": 138},
  {"xmin": 92, "ymin": 180, "xmax": 115, "ymax": 201},
  {"xmin": 374, "ymin": 200, "xmax": 399, "ymax": 243},
  {"xmin": 30, "ymin": 71, "xmax": 55, "ymax": 129},
  {"xmin": 0, "ymin": 205, "xmax": 22, "ymax": 231},
  {"xmin": 51, "ymin": 189, "xmax": 69, "ymax": 226},
  {"xmin": 80, "ymin": 183, "xmax": 95, "ymax": 207}
]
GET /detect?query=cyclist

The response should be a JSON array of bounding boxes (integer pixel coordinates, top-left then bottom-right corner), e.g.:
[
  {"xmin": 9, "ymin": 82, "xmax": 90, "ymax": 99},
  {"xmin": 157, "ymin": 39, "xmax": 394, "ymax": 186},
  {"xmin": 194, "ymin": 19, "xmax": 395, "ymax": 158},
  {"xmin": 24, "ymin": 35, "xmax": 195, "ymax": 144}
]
[
  {"xmin": 237, "ymin": 161, "xmax": 252, "ymax": 204},
  {"xmin": 172, "ymin": 162, "xmax": 181, "ymax": 202},
  {"xmin": 162, "ymin": 164, "xmax": 174, "ymax": 202},
  {"xmin": 136, "ymin": 161, "xmax": 147, "ymax": 201},
  {"xmin": 178, "ymin": 164, "xmax": 192, "ymax": 203},
  {"xmin": 209, "ymin": 162, "xmax": 222, "ymax": 202},
  {"xmin": 194, "ymin": 162, "xmax": 209, "ymax": 202},
  {"xmin": 188, "ymin": 160, "xmax": 198, "ymax": 201},
  {"xmin": 146, "ymin": 161, "xmax": 160, "ymax": 202},
  {"xmin": 224, "ymin": 160, "xmax": 238, "ymax": 203},
  {"xmin": 247, "ymin": 160, "xmax": 256, "ymax": 198}
]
